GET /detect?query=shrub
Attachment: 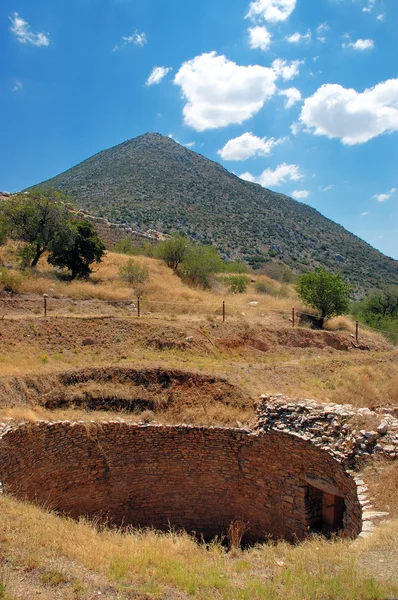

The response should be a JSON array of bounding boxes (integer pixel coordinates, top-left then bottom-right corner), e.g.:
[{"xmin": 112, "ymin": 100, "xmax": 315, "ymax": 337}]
[
  {"xmin": 255, "ymin": 280, "xmax": 276, "ymax": 295},
  {"xmin": 182, "ymin": 245, "xmax": 224, "ymax": 288},
  {"xmin": 260, "ymin": 262, "xmax": 297, "ymax": 283},
  {"xmin": 118, "ymin": 259, "xmax": 149, "ymax": 285},
  {"xmin": 222, "ymin": 261, "xmax": 249, "ymax": 274},
  {"xmin": 0, "ymin": 268, "xmax": 23, "ymax": 293},
  {"xmin": 224, "ymin": 275, "xmax": 250, "ymax": 294},
  {"xmin": 113, "ymin": 239, "xmax": 154, "ymax": 257}
]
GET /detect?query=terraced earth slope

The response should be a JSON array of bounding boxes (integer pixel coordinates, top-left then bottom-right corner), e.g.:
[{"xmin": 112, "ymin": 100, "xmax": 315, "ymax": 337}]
[{"xmin": 33, "ymin": 132, "xmax": 398, "ymax": 292}]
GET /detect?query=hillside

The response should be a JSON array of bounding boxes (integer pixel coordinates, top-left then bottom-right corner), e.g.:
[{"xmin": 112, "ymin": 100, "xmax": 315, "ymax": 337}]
[{"xmin": 33, "ymin": 132, "xmax": 398, "ymax": 293}]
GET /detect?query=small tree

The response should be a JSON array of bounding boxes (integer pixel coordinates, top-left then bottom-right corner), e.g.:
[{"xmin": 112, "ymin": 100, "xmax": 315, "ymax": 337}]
[
  {"xmin": 155, "ymin": 234, "xmax": 190, "ymax": 270},
  {"xmin": 119, "ymin": 259, "xmax": 150, "ymax": 285},
  {"xmin": 296, "ymin": 269, "xmax": 352, "ymax": 328},
  {"xmin": 48, "ymin": 220, "xmax": 105, "ymax": 279},
  {"xmin": 1, "ymin": 190, "xmax": 69, "ymax": 267},
  {"xmin": 182, "ymin": 244, "xmax": 224, "ymax": 288}
]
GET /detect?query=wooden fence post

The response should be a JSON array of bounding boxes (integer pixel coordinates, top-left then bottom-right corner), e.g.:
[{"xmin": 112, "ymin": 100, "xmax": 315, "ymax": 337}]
[
  {"xmin": 292, "ymin": 307, "xmax": 295, "ymax": 328},
  {"xmin": 222, "ymin": 301, "xmax": 226, "ymax": 323},
  {"xmin": 137, "ymin": 297, "xmax": 141, "ymax": 318},
  {"xmin": 356, "ymin": 320, "xmax": 359, "ymax": 344},
  {"xmin": 43, "ymin": 294, "xmax": 48, "ymax": 317}
]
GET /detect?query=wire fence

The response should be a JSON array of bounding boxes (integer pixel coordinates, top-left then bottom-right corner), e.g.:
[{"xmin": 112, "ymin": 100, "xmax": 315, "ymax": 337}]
[{"xmin": 1, "ymin": 293, "xmax": 397, "ymax": 344}]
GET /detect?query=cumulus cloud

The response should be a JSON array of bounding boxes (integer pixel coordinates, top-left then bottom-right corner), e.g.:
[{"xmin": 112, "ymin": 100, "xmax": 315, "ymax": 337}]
[
  {"xmin": 217, "ymin": 132, "xmax": 285, "ymax": 161},
  {"xmin": 146, "ymin": 66, "xmax": 171, "ymax": 86},
  {"xmin": 342, "ymin": 38, "xmax": 374, "ymax": 50},
  {"xmin": 362, "ymin": 0, "xmax": 375, "ymax": 12},
  {"xmin": 373, "ymin": 188, "xmax": 396, "ymax": 202},
  {"xmin": 113, "ymin": 30, "xmax": 147, "ymax": 51},
  {"xmin": 286, "ymin": 30, "xmax": 311, "ymax": 43},
  {"xmin": 184, "ymin": 142, "xmax": 196, "ymax": 148},
  {"xmin": 239, "ymin": 163, "xmax": 303, "ymax": 187},
  {"xmin": 174, "ymin": 52, "xmax": 277, "ymax": 131},
  {"xmin": 272, "ymin": 58, "xmax": 303, "ymax": 80},
  {"xmin": 9, "ymin": 12, "xmax": 50, "ymax": 46},
  {"xmin": 278, "ymin": 87, "xmax": 301, "ymax": 108},
  {"xmin": 299, "ymin": 79, "xmax": 398, "ymax": 145},
  {"xmin": 246, "ymin": 0, "xmax": 296, "ymax": 23},
  {"xmin": 248, "ymin": 26, "xmax": 272, "ymax": 50},
  {"xmin": 292, "ymin": 189, "xmax": 309, "ymax": 199},
  {"xmin": 316, "ymin": 22, "xmax": 329, "ymax": 42},
  {"xmin": 376, "ymin": 13, "xmax": 385, "ymax": 21}
]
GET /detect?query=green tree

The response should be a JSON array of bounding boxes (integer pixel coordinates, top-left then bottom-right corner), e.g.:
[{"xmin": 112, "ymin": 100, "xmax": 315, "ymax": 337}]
[
  {"xmin": 357, "ymin": 286, "xmax": 398, "ymax": 320},
  {"xmin": 182, "ymin": 244, "xmax": 224, "ymax": 288},
  {"xmin": 224, "ymin": 275, "xmax": 250, "ymax": 294},
  {"xmin": 296, "ymin": 269, "xmax": 352, "ymax": 328},
  {"xmin": 1, "ymin": 190, "xmax": 69, "ymax": 267},
  {"xmin": 48, "ymin": 220, "xmax": 105, "ymax": 279},
  {"xmin": 155, "ymin": 234, "xmax": 190, "ymax": 270}
]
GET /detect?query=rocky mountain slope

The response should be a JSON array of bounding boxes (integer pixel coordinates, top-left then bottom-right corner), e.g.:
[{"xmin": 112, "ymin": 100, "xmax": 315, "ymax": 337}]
[{"xmin": 33, "ymin": 132, "xmax": 398, "ymax": 292}]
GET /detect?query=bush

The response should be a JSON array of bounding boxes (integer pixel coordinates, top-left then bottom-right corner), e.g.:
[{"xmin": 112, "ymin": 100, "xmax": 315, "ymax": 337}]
[
  {"xmin": 182, "ymin": 245, "xmax": 224, "ymax": 288},
  {"xmin": 224, "ymin": 275, "xmax": 250, "ymax": 294},
  {"xmin": 222, "ymin": 261, "xmax": 249, "ymax": 274},
  {"xmin": 113, "ymin": 239, "xmax": 154, "ymax": 257},
  {"xmin": 255, "ymin": 280, "xmax": 276, "ymax": 295},
  {"xmin": 119, "ymin": 259, "xmax": 150, "ymax": 285},
  {"xmin": 0, "ymin": 268, "xmax": 23, "ymax": 293}
]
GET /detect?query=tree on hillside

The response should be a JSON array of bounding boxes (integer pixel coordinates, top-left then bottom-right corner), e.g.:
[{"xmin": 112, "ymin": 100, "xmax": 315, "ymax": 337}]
[
  {"xmin": 358, "ymin": 286, "xmax": 398, "ymax": 320},
  {"xmin": 48, "ymin": 220, "xmax": 105, "ymax": 280},
  {"xmin": 182, "ymin": 244, "xmax": 224, "ymax": 288},
  {"xmin": 1, "ymin": 190, "xmax": 69, "ymax": 267},
  {"xmin": 155, "ymin": 233, "xmax": 190, "ymax": 271},
  {"xmin": 296, "ymin": 269, "xmax": 352, "ymax": 328}
]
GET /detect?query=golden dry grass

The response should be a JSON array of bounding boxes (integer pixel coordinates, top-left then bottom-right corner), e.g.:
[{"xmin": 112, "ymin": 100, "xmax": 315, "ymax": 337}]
[{"xmin": 0, "ymin": 494, "xmax": 397, "ymax": 600}]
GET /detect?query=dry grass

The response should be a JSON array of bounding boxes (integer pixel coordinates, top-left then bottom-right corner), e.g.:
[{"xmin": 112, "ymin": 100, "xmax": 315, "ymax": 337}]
[{"xmin": 0, "ymin": 494, "xmax": 397, "ymax": 600}]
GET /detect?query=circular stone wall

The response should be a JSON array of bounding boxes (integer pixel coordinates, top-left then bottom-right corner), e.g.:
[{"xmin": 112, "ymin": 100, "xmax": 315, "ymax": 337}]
[{"xmin": 0, "ymin": 422, "xmax": 362, "ymax": 543}]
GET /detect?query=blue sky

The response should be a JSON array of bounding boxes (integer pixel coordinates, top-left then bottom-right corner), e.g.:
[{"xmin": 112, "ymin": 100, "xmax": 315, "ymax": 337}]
[{"xmin": 1, "ymin": 0, "xmax": 397, "ymax": 259}]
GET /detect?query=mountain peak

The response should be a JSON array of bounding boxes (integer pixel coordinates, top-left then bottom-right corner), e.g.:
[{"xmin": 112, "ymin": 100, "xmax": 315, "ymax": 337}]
[{"xmin": 32, "ymin": 133, "xmax": 398, "ymax": 293}]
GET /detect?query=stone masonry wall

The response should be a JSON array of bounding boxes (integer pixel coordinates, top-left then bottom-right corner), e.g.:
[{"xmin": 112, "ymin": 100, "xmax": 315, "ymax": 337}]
[{"xmin": 0, "ymin": 422, "xmax": 362, "ymax": 543}]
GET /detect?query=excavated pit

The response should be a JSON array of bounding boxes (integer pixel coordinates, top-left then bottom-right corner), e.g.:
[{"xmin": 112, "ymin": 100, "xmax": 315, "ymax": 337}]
[{"xmin": 0, "ymin": 421, "xmax": 362, "ymax": 544}]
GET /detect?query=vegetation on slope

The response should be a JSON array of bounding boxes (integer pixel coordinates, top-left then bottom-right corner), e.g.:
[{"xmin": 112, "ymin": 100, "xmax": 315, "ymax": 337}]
[{"xmin": 31, "ymin": 133, "xmax": 398, "ymax": 294}]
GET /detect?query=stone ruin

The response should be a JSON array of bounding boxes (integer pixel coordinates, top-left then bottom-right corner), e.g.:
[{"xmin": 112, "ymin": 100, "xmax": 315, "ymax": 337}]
[{"xmin": 257, "ymin": 394, "xmax": 398, "ymax": 465}]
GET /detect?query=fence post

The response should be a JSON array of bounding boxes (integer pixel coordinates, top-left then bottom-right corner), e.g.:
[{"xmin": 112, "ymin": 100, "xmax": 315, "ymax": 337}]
[
  {"xmin": 137, "ymin": 297, "xmax": 141, "ymax": 318},
  {"xmin": 292, "ymin": 307, "xmax": 295, "ymax": 328},
  {"xmin": 43, "ymin": 293, "xmax": 48, "ymax": 317},
  {"xmin": 222, "ymin": 301, "xmax": 226, "ymax": 323},
  {"xmin": 356, "ymin": 320, "xmax": 359, "ymax": 344}
]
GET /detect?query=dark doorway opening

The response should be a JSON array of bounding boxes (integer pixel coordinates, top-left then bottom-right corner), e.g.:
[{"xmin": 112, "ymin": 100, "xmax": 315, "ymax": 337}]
[{"xmin": 305, "ymin": 484, "xmax": 346, "ymax": 534}]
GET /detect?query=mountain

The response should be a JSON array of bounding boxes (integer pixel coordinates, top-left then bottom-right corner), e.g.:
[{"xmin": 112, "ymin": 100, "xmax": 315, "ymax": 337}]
[{"xmin": 33, "ymin": 132, "xmax": 398, "ymax": 293}]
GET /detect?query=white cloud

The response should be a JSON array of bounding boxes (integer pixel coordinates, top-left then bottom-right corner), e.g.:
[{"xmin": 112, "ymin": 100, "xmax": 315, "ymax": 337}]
[
  {"xmin": 9, "ymin": 13, "xmax": 50, "ymax": 47},
  {"xmin": 217, "ymin": 132, "xmax": 285, "ymax": 160},
  {"xmin": 342, "ymin": 38, "xmax": 374, "ymax": 51},
  {"xmin": 146, "ymin": 66, "xmax": 171, "ymax": 86},
  {"xmin": 286, "ymin": 30, "xmax": 311, "ymax": 43},
  {"xmin": 320, "ymin": 184, "xmax": 333, "ymax": 192},
  {"xmin": 184, "ymin": 142, "xmax": 195, "ymax": 148},
  {"xmin": 174, "ymin": 52, "xmax": 277, "ymax": 131},
  {"xmin": 292, "ymin": 189, "xmax": 309, "ymax": 199},
  {"xmin": 361, "ymin": 212, "xmax": 369, "ymax": 216},
  {"xmin": 246, "ymin": 0, "xmax": 296, "ymax": 23},
  {"xmin": 113, "ymin": 30, "xmax": 147, "ymax": 51},
  {"xmin": 299, "ymin": 79, "xmax": 398, "ymax": 145},
  {"xmin": 278, "ymin": 87, "xmax": 301, "ymax": 108},
  {"xmin": 373, "ymin": 188, "xmax": 396, "ymax": 202},
  {"xmin": 239, "ymin": 172, "xmax": 257, "ymax": 183},
  {"xmin": 12, "ymin": 80, "xmax": 23, "ymax": 92},
  {"xmin": 248, "ymin": 26, "xmax": 272, "ymax": 50},
  {"xmin": 362, "ymin": 0, "xmax": 375, "ymax": 12},
  {"xmin": 239, "ymin": 162, "xmax": 303, "ymax": 187},
  {"xmin": 272, "ymin": 58, "xmax": 303, "ymax": 80},
  {"xmin": 316, "ymin": 22, "xmax": 329, "ymax": 42},
  {"xmin": 376, "ymin": 13, "xmax": 385, "ymax": 21}
]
